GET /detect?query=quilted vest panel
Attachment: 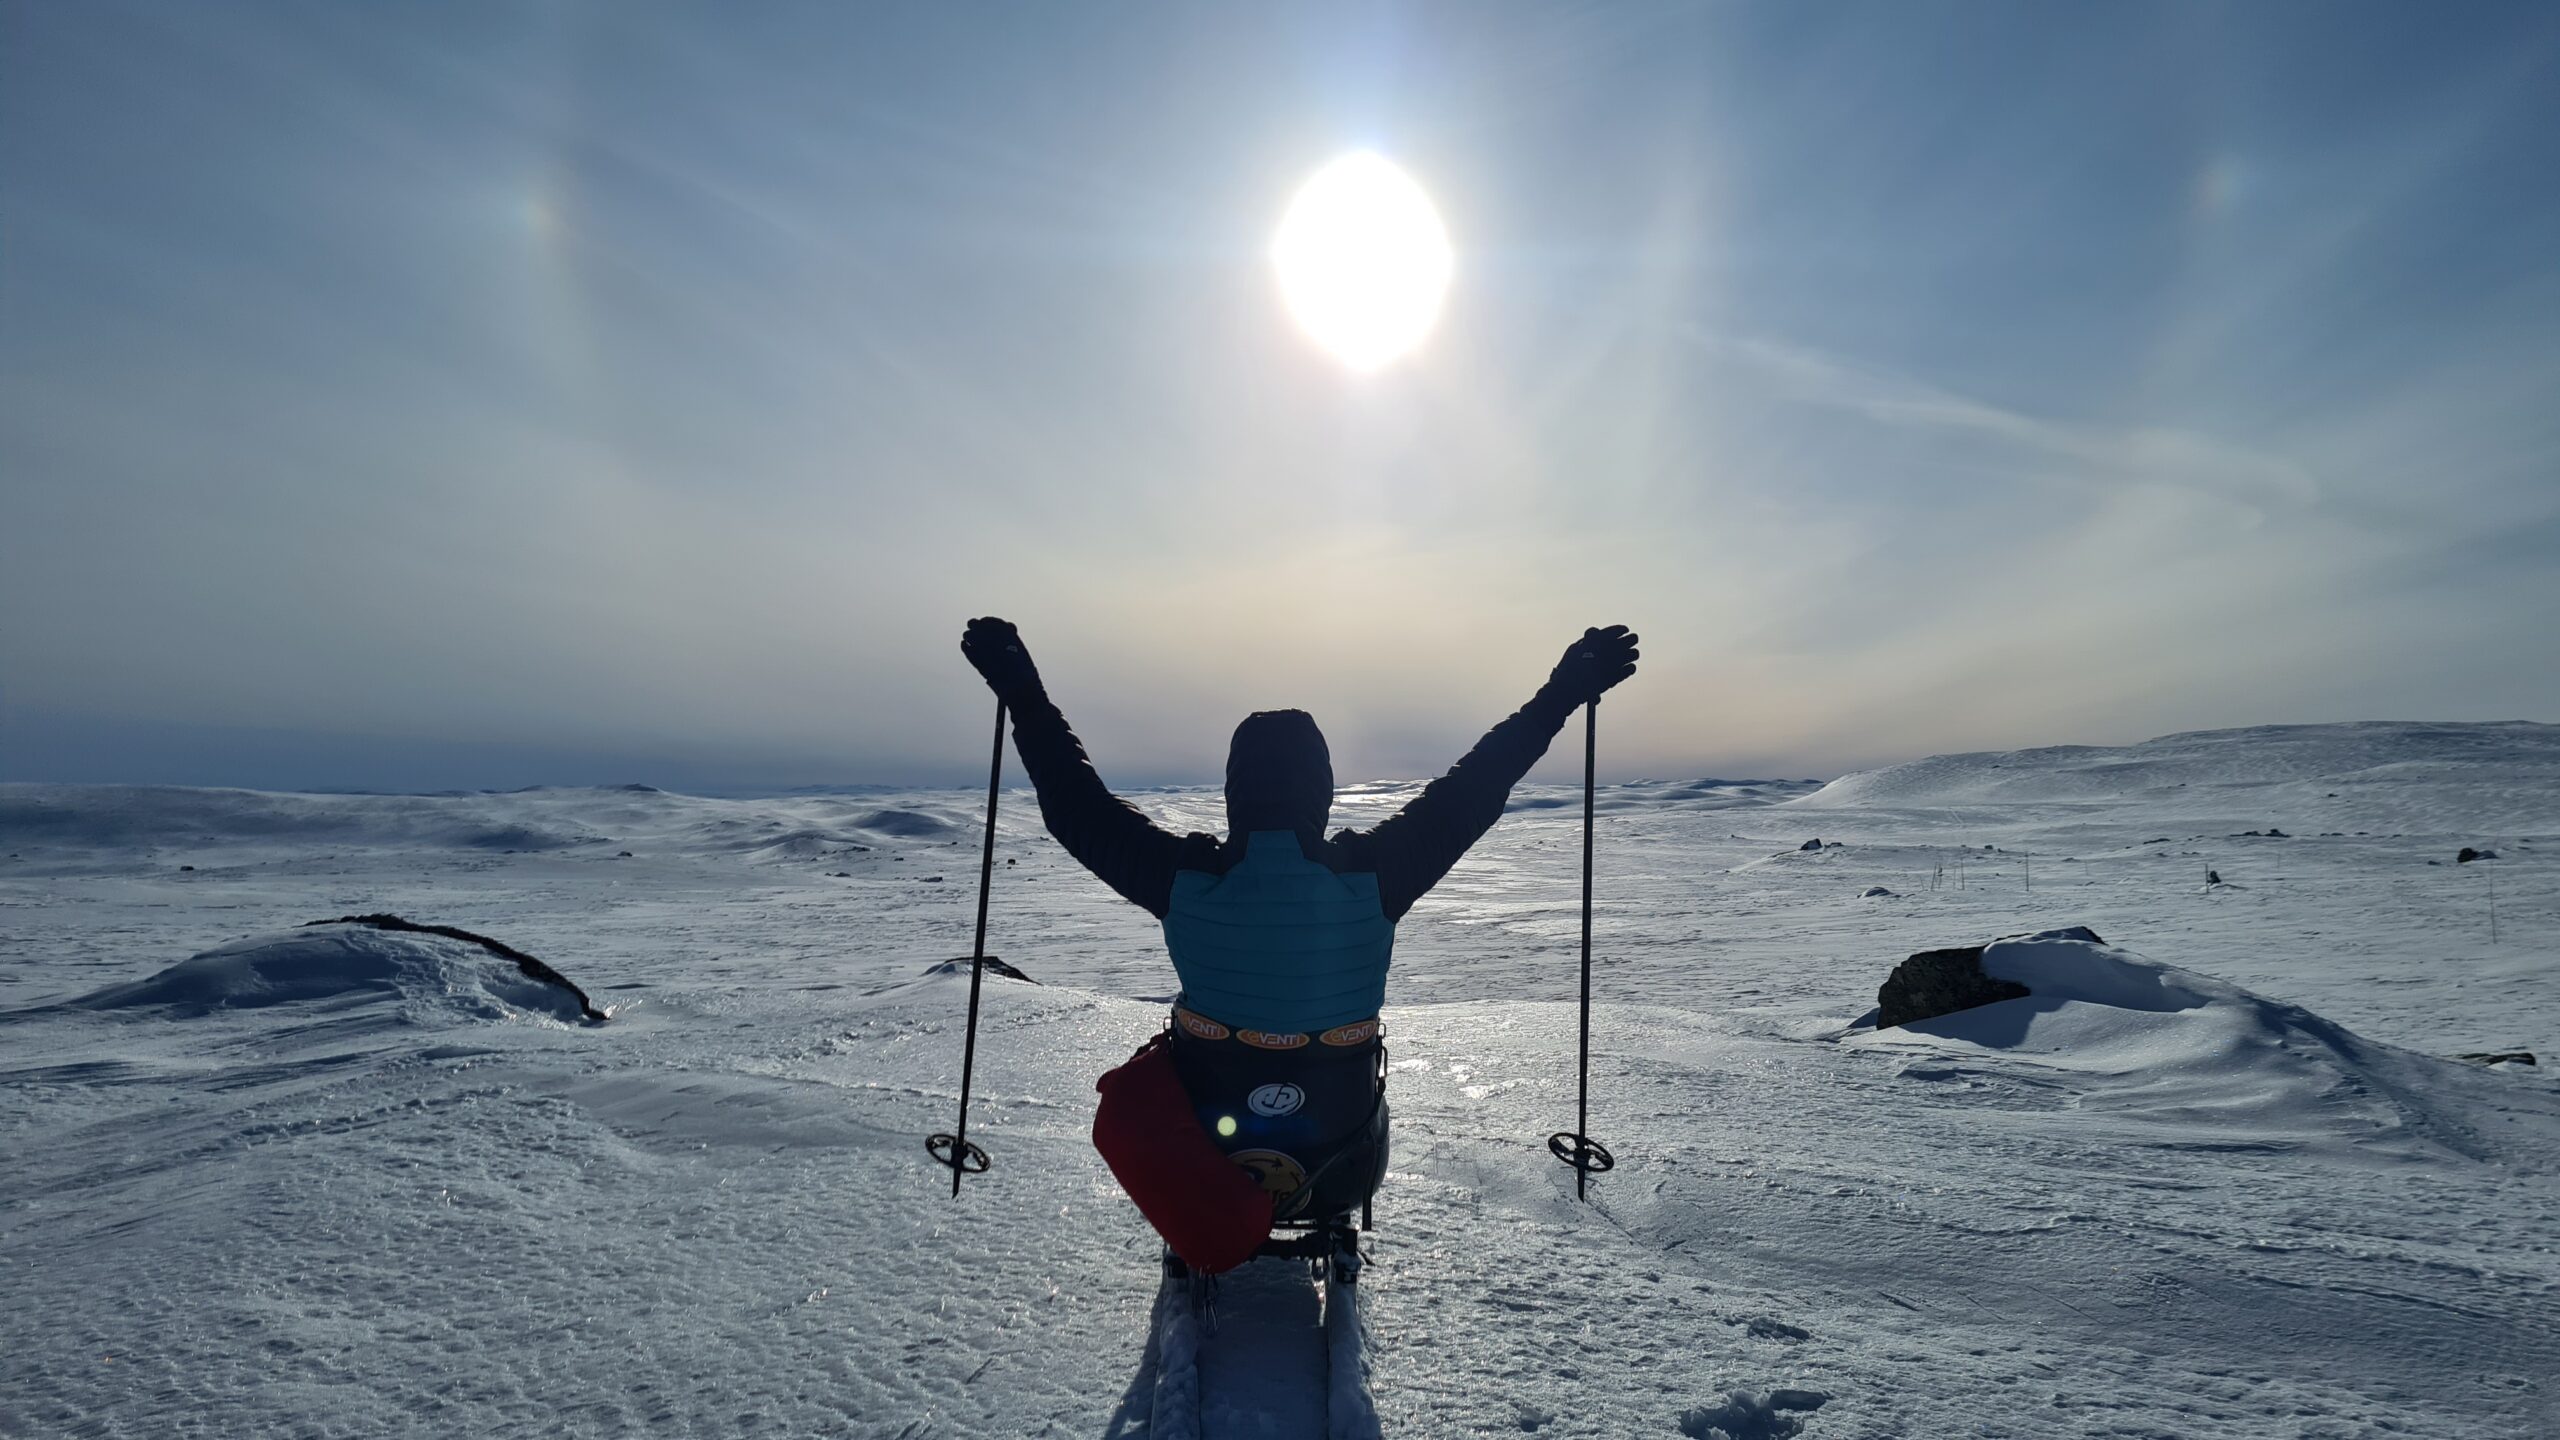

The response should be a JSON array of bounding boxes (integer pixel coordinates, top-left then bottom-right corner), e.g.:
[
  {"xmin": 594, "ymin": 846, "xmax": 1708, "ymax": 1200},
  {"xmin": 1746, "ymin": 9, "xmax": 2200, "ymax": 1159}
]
[{"xmin": 1161, "ymin": 830, "xmax": 1394, "ymax": 1033}]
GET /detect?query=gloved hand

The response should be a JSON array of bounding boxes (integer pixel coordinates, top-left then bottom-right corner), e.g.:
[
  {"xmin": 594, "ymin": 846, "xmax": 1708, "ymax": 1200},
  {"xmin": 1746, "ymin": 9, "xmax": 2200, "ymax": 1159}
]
[
  {"xmin": 1543, "ymin": 625, "xmax": 1639, "ymax": 707},
  {"xmin": 961, "ymin": 616, "xmax": 1043, "ymax": 701}
]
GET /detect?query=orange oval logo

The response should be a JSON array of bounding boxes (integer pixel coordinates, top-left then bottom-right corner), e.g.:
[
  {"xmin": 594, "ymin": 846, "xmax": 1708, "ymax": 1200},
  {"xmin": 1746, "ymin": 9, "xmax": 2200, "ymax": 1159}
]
[
  {"xmin": 1175, "ymin": 1008, "xmax": 1230, "ymax": 1041},
  {"xmin": 1238, "ymin": 1029, "xmax": 1311, "ymax": 1051},
  {"xmin": 1319, "ymin": 1019, "xmax": 1380, "ymax": 1047}
]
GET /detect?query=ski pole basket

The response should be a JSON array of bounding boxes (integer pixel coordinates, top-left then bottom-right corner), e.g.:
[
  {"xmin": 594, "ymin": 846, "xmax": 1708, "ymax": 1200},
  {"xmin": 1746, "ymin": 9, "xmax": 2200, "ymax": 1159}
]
[
  {"xmin": 926, "ymin": 1132, "xmax": 991, "ymax": 1176},
  {"xmin": 1546, "ymin": 1130, "xmax": 1615, "ymax": 1176}
]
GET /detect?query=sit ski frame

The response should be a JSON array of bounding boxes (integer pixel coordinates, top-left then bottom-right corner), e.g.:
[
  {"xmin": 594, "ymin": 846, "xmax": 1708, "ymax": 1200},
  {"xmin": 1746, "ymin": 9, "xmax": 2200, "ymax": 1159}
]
[{"xmin": 1164, "ymin": 1200, "xmax": 1369, "ymax": 1286}]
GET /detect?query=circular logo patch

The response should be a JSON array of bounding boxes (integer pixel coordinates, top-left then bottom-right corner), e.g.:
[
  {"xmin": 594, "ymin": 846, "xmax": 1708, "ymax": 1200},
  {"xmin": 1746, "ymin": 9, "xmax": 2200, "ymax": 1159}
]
[
  {"xmin": 1247, "ymin": 1082, "xmax": 1305, "ymax": 1117},
  {"xmin": 1228, "ymin": 1148, "xmax": 1307, "ymax": 1199}
]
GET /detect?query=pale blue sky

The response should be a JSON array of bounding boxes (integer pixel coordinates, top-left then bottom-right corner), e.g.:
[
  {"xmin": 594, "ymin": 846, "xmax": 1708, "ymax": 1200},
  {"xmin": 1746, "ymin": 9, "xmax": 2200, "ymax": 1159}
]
[{"xmin": 5, "ymin": 1, "xmax": 2556, "ymax": 791}]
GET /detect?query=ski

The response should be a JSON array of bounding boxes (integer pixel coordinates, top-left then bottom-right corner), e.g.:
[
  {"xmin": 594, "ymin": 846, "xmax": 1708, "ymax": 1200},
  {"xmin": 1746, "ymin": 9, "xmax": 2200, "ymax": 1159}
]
[
  {"xmin": 1146, "ymin": 1254, "xmax": 1205, "ymax": 1440},
  {"xmin": 1143, "ymin": 1219, "xmax": 1377, "ymax": 1440},
  {"xmin": 1321, "ymin": 1235, "xmax": 1378, "ymax": 1440}
]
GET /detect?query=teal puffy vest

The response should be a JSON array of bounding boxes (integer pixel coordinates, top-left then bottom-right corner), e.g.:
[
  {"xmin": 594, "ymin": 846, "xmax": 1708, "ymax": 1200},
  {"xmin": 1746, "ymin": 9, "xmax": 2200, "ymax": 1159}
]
[{"xmin": 1161, "ymin": 830, "xmax": 1394, "ymax": 1032}]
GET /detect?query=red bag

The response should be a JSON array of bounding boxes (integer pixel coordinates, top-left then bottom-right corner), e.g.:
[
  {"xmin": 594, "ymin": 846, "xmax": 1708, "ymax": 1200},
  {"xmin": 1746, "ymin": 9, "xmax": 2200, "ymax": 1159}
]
[{"xmin": 1092, "ymin": 1033, "xmax": 1273, "ymax": 1274}]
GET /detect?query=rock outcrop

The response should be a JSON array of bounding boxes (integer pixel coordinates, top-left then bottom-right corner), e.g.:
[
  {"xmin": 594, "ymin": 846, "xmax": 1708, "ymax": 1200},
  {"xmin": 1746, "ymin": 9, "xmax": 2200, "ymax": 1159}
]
[{"xmin": 1874, "ymin": 926, "xmax": 2106, "ymax": 1029}]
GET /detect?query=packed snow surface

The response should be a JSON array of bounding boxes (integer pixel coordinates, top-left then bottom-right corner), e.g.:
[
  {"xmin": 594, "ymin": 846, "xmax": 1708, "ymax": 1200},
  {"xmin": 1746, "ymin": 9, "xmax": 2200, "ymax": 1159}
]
[{"xmin": 3, "ymin": 721, "xmax": 2556, "ymax": 1437}]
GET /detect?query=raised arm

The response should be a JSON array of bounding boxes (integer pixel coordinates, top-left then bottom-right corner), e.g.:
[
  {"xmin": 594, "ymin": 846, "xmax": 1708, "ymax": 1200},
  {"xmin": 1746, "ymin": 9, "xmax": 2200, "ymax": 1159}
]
[
  {"xmin": 962, "ymin": 617, "xmax": 1194, "ymax": 917},
  {"xmin": 1343, "ymin": 626, "xmax": 1639, "ymax": 921}
]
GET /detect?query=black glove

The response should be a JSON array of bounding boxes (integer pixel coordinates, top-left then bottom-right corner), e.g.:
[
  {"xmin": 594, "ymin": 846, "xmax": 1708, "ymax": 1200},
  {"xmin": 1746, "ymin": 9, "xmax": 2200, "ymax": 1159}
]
[
  {"xmin": 961, "ymin": 616, "xmax": 1042, "ymax": 701},
  {"xmin": 1544, "ymin": 625, "xmax": 1639, "ymax": 707}
]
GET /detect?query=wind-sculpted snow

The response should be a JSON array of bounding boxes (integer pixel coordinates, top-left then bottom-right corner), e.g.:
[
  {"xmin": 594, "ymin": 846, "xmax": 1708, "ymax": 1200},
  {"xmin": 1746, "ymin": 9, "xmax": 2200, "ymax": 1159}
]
[
  {"xmin": 848, "ymin": 806, "xmax": 959, "ymax": 839},
  {"xmin": 0, "ymin": 784, "xmax": 605, "ymax": 854},
  {"xmin": 1510, "ymin": 778, "xmax": 1820, "ymax": 815},
  {"xmin": 2, "ymin": 721, "xmax": 2557, "ymax": 1437},
  {"xmin": 60, "ymin": 923, "xmax": 603, "ymax": 1026},
  {"xmin": 737, "ymin": 826, "xmax": 881, "ymax": 862}
]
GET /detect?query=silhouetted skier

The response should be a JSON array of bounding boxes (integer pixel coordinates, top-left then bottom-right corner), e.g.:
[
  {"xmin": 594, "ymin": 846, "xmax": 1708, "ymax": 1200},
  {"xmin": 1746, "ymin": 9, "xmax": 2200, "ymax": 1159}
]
[{"xmin": 962, "ymin": 616, "xmax": 1637, "ymax": 1266}]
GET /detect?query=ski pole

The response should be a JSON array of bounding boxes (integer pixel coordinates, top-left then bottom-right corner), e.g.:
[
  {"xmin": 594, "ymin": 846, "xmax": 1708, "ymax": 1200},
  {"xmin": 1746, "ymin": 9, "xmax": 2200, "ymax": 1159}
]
[
  {"xmin": 927, "ymin": 698, "xmax": 1007, "ymax": 1196},
  {"xmin": 1547, "ymin": 698, "xmax": 1615, "ymax": 1199}
]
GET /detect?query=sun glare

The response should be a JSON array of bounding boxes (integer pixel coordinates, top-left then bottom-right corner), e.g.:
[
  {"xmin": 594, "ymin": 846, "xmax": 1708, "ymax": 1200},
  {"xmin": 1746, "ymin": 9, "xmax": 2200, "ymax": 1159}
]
[{"xmin": 1270, "ymin": 152, "xmax": 1453, "ymax": 372}]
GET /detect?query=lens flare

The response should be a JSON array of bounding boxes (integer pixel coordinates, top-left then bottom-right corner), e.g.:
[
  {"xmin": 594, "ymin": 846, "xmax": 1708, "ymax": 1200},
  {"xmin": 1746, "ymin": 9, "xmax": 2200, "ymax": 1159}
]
[{"xmin": 1271, "ymin": 152, "xmax": 1454, "ymax": 372}]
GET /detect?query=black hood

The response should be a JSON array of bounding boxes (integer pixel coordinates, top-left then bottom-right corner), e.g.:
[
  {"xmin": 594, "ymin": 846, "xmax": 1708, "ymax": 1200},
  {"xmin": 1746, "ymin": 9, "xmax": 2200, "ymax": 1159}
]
[{"xmin": 1225, "ymin": 709, "xmax": 1333, "ymax": 838}]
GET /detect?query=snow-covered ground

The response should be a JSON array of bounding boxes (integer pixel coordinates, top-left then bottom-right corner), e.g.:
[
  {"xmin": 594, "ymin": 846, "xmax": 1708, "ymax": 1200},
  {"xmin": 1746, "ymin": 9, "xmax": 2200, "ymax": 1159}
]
[{"xmin": 3, "ymin": 721, "xmax": 2555, "ymax": 1438}]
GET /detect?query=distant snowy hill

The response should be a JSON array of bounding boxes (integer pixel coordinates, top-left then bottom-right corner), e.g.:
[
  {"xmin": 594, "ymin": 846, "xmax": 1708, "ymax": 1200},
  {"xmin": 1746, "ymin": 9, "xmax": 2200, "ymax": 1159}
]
[{"xmin": 1790, "ymin": 720, "xmax": 2560, "ymax": 834}]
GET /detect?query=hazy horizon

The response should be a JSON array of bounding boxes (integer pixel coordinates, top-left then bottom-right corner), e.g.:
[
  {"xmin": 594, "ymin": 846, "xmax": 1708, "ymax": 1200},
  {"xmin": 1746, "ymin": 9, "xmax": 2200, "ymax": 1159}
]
[
  {"xmin": 10, "ymin": 705, "xmax": 2556, "ymax": 798},
  {"xmin": 7, "ymin": 3, "xmax": 2556, "ymax": 793}
]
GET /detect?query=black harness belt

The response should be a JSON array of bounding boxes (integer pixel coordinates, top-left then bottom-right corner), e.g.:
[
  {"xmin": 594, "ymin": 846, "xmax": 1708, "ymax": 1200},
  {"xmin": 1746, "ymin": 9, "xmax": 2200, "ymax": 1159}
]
[{"xmin": 1166, "ymin": 1003, "xmax": 1389, "ymax": 1222}]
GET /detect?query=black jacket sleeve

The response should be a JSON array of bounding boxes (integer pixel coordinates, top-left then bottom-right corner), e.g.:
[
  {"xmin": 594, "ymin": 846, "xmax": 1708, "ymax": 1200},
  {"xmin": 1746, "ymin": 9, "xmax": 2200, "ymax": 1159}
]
[
  {"xmin": 1335, "ymin": 687, "xmax": 1579, "ymax": 922},
  {"xmin": 1005, "ymin": 685, "xmax": 1202, "ymax": 918}
]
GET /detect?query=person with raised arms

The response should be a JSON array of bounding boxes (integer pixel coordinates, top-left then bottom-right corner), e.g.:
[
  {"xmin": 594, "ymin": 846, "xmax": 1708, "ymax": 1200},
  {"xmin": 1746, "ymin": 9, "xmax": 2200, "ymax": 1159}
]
[{"xmin": 960, "ymin": 616, "xmax": 1638, "ymax": 1272}]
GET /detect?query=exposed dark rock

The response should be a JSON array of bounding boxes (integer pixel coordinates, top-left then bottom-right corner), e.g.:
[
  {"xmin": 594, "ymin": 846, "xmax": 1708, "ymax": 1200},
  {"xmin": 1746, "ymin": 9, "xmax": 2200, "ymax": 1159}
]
[
  {"xmin": 2455, "ymin": 1051, "xmax": 2535, "ymax": 1067},
  {"xmin": 1860, "ymin": 886, "xmax": 1896, "ymax": 898},
  {"xmin": 1678, "ymin": 1387, "xmax": 1830, "ymax": 1440},
  {"xmin": 2457, "ymin": 847, "xmax": 2498, "ymax": 863},
  {"xmin": 615, "ymin": 850, "xmax": 634, "ymax": 858},
  {"xmin": 923, "ymin": 955, "xmax": 1036, "ymax": 984},
  {"xmin": 302, "ymin": 913, "xmax": 606, "ymax": 1022},
  {"xmin": 178, "ymin": 865, "xmax": 195, "ymax": 872},
  {"xmin": 2206, "ymin": 870, "xmax": 2222, "ymax": 886},
  {"xmin": 1799, "ymin": 838, "xmax": 1823, "ymax": 851},
  {"xmin": 1877, "ymin": 946, "xmax": 2030, "ymax": 1029}
]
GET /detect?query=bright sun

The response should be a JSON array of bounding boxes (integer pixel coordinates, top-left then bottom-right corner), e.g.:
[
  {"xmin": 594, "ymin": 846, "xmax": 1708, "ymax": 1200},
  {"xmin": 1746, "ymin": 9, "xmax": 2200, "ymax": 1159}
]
[{"xmin": 1270, "ymin": 152, "xmax": 1453, "ymax": 372}]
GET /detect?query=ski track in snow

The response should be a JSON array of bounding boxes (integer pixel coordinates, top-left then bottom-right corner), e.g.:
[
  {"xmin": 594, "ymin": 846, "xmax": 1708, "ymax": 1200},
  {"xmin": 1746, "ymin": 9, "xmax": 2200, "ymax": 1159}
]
[{"xmin": 2, "ymin": 721, "xmax": 2558, "ymax": 1437}]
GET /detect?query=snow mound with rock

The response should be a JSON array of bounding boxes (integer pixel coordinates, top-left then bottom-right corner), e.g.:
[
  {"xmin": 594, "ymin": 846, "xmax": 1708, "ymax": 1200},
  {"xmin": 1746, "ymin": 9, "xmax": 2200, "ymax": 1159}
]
[
  {"xmin": 1852, "ymin": 929, "xmax": 2491, "ymax": 1160},
  {"xmin": 67, "ymin": 923, "xmax": 601, "ymax": 1026}
]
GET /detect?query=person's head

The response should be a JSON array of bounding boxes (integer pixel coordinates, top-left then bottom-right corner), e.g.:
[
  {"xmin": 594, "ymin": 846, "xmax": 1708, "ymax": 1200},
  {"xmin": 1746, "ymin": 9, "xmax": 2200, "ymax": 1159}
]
[{"xmin": 1225, "ymin": 709, "xmax": 1333, "ymax": 838}]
